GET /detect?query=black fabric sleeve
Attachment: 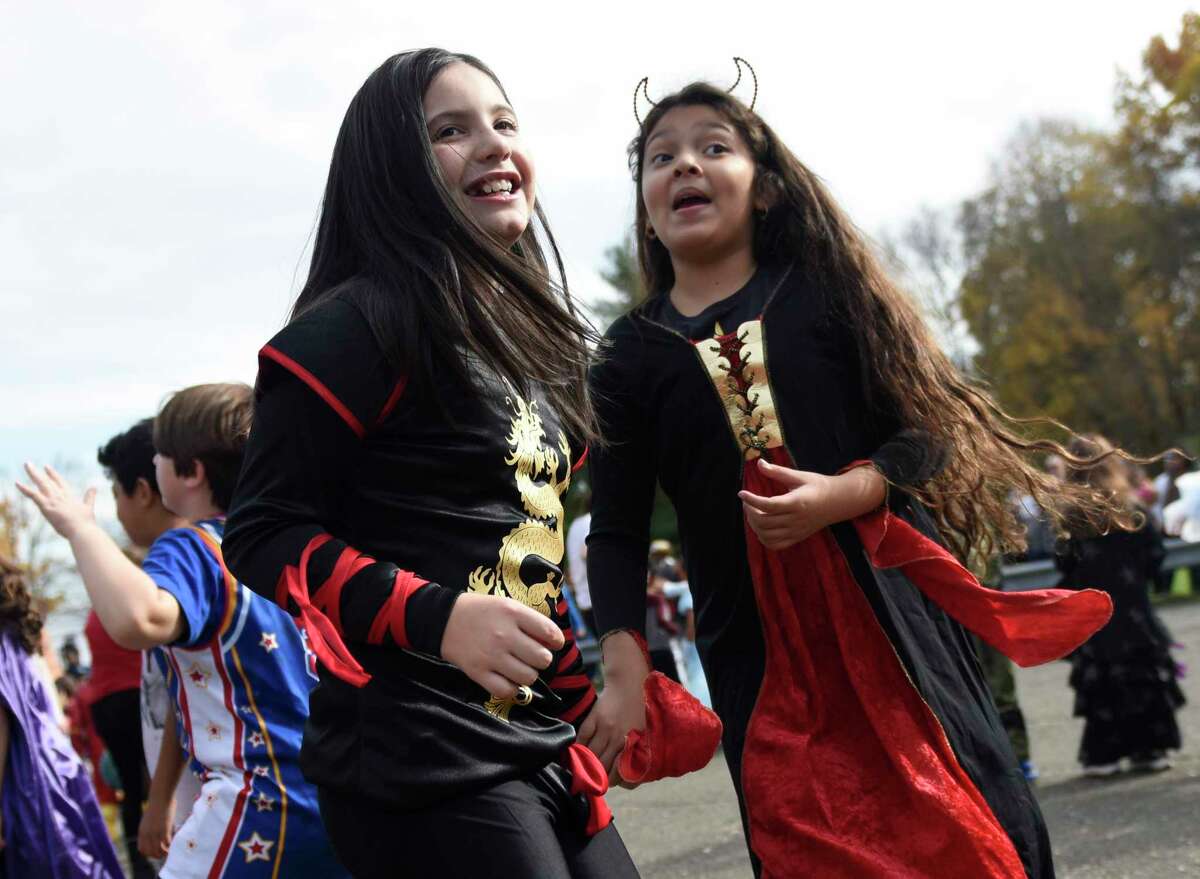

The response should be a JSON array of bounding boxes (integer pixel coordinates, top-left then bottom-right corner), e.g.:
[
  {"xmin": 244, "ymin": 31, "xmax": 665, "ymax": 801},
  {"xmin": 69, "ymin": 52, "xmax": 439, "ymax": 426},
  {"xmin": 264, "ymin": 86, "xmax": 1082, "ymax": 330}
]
[
  {"xmin": 870, "ymin": 428, "xmax": 949, "ymax": 489},
  {"xmin": 224, "ymin": 298, "xmax": 458, "ymax": 659},
  {"xmin": 585, "ymin": 322, "xmax": 657, "ymax": 639}
]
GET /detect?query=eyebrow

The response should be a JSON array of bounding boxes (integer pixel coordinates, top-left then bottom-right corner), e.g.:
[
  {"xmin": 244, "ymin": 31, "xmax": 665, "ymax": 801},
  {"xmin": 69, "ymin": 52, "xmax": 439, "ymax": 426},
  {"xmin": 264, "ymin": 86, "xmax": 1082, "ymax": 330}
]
[
  {"xmin": 426, "ymin": 104, "xmax": 515, "ymax": 129},
  {"xmin": 646, "ymin": 120, "xmax": 734, "ymax": 148}
]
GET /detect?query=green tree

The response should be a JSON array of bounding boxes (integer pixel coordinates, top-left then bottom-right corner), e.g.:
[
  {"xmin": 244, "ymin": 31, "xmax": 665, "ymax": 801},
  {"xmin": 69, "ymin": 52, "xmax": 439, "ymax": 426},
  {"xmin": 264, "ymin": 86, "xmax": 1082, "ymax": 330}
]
[{"xmin": 593, "ymin": 232, "xmax": 645, "ymax": 328}]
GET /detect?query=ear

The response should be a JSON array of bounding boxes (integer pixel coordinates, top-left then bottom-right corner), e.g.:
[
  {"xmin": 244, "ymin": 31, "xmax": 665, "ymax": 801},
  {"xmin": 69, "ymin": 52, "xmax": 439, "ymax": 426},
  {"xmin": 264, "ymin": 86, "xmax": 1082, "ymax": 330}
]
[
  {"xmin": 183, "ymin": 459, "xmax": 207, "ymax": 490},
  {"xmin": 132, "ymin": 477, "xmax": 156, "ymax": 507}
]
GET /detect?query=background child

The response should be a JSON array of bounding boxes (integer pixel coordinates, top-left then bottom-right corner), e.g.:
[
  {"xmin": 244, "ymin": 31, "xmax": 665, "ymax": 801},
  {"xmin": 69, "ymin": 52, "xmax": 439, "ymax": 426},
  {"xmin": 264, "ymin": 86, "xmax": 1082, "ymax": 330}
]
[
  {"xmin": 18, "ymin": 383, "xmax": 347, "ymax": 879},
  {"xmin": 1058, "ymin": 434, "xmax": 1184, "ymax": 775},
  {"xmin": 0, "ymin": 555, "xmax": 123, "ymax": 878},
  {"xmin": 95, "ymin": 418, "xmax": 200, "ymax": 864}
]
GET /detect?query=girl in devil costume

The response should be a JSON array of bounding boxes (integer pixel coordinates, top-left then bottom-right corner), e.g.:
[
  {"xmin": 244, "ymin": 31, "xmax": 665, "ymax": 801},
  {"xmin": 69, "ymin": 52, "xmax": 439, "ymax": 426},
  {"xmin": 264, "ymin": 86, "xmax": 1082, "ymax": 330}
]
[
  {"xmin": 223, "ymin": 50, "xmax": 640, "ymax": 879},
  {"xmin": 579, "ymin": 72, "xmax": 1131, "ymax": 879}
]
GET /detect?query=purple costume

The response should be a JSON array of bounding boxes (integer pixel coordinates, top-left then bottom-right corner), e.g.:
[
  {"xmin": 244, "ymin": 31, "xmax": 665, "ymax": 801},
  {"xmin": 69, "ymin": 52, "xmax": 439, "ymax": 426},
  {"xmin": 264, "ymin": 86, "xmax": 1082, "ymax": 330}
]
[{"xmin": 0, "ymin": 628, "xmax": 123, "ymax": 878}]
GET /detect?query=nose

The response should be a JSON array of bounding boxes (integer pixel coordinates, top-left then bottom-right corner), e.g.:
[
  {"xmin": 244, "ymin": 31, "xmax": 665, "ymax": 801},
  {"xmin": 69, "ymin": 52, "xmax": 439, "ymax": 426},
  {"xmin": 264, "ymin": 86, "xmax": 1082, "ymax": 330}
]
[
  {"xmin": 474, "ymin": 126, "xmax": 512, "ymax": 164},
  {"xmin": 672, "ymin": 152, "xmax": 701, "ymax": 177}
]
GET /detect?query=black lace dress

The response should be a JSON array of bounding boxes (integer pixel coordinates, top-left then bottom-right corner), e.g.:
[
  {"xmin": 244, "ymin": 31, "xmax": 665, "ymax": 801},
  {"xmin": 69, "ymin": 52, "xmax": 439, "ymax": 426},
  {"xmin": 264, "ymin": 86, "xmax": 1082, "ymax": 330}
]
[{"xmin": 1056, "ymin": 521, "xmax": 1184, "ymax": 764}]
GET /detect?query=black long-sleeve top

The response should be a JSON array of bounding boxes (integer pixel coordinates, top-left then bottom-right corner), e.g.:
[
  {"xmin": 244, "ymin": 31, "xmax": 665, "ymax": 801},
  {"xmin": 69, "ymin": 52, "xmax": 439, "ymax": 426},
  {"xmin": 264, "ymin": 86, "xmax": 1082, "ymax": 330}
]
[
  {"xmin": 587, "ymin": 262, "xmax": 944, "ymax": 651},
  {"xmin": 224, "ymin": 289, "xmax": 595, "ymax": 808}
]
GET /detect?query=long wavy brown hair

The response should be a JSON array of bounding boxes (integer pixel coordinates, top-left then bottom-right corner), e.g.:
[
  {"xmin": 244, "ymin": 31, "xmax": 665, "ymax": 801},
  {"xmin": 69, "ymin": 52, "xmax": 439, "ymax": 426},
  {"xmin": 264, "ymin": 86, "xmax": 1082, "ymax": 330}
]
[
  {"xmin": 0, "ymin": 555, "xmax": 44, "ymax": 655},
  {"xmin": 630, "ymin": 83, "xmax": 1147, "ymax": 561}
]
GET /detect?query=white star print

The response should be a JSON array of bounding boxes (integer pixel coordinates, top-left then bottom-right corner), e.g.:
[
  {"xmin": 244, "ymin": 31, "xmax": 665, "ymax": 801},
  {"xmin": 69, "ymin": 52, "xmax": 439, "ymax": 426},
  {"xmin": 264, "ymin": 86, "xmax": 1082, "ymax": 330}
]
[
  {"xmin": 259, "ymin": 632, "xmax": 279, "ymax": 652},
  {"xmin": 248, "ymin": 731, "xmax": 265, "ymax": 748},
  {"xmin": 254, "ymin": 792, "xmax": 275, "ymax": 812}
]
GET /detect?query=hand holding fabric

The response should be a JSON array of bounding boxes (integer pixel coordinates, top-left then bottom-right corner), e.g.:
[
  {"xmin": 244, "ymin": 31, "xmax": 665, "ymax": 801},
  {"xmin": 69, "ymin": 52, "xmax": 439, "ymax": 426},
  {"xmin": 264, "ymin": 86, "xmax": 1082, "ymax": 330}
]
[
  {"xmin": 577, "ymin": 631, "xmax": 649, "ymax": 783},
  {"xmin": 617, "ymin": 672, "xmax": 723, "ymax": 785},
  {"xmin": 740, "ymin": 459, "xmax": 885, "ymax": 550}
]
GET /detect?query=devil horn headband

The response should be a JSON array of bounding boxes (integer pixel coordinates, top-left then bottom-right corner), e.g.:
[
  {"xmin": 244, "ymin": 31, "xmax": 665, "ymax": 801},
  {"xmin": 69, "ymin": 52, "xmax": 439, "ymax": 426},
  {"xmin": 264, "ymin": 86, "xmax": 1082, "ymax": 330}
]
[{"xmin": 634, "ymin": 57, "xmax": 758, "ymax": 127}]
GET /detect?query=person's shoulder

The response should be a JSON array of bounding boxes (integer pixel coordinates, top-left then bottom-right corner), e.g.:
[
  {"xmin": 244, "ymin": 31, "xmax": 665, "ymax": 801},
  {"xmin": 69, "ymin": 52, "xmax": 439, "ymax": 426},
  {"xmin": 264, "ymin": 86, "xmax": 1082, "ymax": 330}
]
[
  {"xmin": 146, "ymin": 525, "xmax": 217, "ymax": 569},
  {"xmin": 263, "ymin": 282, "xmax": 378, "ymax": 365},
  {"xmin": 258, "ymin": 280, "xmax": 401, "ymax": 434}
]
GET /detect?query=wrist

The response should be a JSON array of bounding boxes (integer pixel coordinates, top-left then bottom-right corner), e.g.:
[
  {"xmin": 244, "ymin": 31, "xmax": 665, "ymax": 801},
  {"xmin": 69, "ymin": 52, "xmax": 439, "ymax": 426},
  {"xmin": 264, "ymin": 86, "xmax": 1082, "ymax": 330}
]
[
  {"xmin": 601, "ymin": 630, "xmax": 651, "ymax": 684},
  {"xmin": 65, "ymin": 518, "xmax": 102, "ymax": 545},
  {"xmin": 831, "ymin": 467, "xmax": 886, "ymax": 521}
]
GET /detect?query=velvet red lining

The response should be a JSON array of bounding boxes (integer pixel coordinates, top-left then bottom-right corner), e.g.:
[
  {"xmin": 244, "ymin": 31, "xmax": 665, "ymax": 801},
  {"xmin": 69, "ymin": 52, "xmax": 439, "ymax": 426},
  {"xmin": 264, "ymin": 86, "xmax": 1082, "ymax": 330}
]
[
  {"xmin": 737, "ymin": 448, "xmax": 1028, "ymax": 877},
  {"xmin": 260, "ymin": 345, "xmax": 366, "ymax": 439},
  {"xmin": 854, "ymin": 508, "xmax": 1112, "ymax": 666}
]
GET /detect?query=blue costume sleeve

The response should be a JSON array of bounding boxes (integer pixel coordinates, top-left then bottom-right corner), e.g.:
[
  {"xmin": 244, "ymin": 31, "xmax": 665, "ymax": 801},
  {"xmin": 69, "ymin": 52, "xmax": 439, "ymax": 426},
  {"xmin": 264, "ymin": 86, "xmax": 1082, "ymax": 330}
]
[{"xmin": 144, "ymin": 528, "xmax": 225, "ymax": 648}]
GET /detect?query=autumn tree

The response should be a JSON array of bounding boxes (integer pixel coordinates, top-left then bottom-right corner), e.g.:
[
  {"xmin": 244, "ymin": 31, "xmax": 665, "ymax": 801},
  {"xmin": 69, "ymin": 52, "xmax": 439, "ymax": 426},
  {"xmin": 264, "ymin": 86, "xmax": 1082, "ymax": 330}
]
[{"xmin": 954, "ymin": 14, "xmax": 1200, "ymax": 455}]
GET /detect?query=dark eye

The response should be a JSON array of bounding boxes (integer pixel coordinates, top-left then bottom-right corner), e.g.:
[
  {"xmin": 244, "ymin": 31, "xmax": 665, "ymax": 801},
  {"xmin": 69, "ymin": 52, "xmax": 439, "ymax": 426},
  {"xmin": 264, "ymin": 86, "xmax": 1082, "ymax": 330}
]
[
  {"xmin": 434, "ymin": 125, "xmax": 464, "ymax": 141},
  {"xmin": 650, "ymin": 152, "xmax": 673, "ymax": 165},
  {"xmin": 495, "ymin": 118, "xmax": 518, "ymax": 132},
  {"xmin": 705, "ymin": 143, "xmax": 730, "ymax": 156}
]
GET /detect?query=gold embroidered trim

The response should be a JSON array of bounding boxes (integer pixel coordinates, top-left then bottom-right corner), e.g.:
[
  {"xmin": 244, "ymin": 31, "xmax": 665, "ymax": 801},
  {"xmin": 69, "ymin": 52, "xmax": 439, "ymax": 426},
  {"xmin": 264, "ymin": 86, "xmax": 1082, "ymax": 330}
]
[{"xmin": 695, "ymin": 320, "xmax": 782, "ymax": 461}]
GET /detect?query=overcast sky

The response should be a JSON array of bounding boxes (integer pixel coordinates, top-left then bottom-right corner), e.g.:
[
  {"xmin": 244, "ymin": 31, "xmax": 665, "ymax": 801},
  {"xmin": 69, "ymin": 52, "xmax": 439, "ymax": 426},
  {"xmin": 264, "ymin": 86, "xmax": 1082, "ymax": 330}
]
[{"xmin": 2, "ymin": 1, "xmax": 1191, "ymax": 527}]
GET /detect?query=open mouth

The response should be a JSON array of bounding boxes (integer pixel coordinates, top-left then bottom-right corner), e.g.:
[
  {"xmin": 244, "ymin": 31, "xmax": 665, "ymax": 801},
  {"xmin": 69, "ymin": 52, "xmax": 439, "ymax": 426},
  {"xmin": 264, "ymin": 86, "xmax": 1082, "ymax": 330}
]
[
  {"xmin": 465, "ymin": 172, "xmax": 522, "ymax": 199},
  {"xmin": 672, "ymin": 189, "xmax": 712, "ymax": 211}
]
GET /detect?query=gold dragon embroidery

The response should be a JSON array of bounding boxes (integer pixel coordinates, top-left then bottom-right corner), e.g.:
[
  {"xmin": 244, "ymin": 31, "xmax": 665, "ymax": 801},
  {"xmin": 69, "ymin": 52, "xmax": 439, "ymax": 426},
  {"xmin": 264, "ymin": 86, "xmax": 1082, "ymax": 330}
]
[{"xmin": 468, "ymin": 392, "xmax": 572, "ymax": 721}]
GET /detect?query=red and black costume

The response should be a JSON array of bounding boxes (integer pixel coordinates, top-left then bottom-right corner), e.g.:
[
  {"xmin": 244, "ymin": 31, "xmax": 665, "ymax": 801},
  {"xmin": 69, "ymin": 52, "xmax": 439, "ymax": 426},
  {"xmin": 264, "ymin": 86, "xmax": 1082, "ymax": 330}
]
[
  {"xmin": 587, "ymin": 262, "xmax": 1111, "ymax": 879},
  {"xmin": 224, "ymin": 291, "xmax": 635, "ymax": 878}
]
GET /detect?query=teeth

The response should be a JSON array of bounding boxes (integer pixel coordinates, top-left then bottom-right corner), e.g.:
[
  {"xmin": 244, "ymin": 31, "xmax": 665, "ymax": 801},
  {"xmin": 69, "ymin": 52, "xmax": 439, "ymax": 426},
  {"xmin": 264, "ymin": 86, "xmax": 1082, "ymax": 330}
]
[{"xmin": 478, "ymin": 179, "xmax": 513, "ymax": 194}]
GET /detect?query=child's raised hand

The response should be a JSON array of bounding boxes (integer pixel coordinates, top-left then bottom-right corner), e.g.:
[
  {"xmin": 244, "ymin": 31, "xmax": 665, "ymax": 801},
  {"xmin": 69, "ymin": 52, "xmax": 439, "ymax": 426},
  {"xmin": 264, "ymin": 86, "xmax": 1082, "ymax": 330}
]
[
  {"xmin": 16, "ymin": 463, "xmax": 98, "ymax": 541},
  {"xmin": 439, "ymin": 592, "xmax": 564, "ymax": 702}
]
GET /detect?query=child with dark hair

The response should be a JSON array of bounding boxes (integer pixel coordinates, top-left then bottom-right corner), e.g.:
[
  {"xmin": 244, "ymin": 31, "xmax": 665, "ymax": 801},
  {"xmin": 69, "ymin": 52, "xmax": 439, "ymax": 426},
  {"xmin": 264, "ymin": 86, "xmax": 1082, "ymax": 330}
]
[
  {"xmin": 19, "ymin": 383, "xmax": 346, "ymax": 878},
  {"xmin": 580, "ymin": 75, "xmax": 1131, "ymax": 879},
  {"xmin": 224, "ymin": 49, "xmax": 639, "ymax": 879},
  {"xmin": 86, "ymin": 417, "xmax": 184, "ymax": 878},
  {"xmin": 97, "ymin": 417, "xmax": 201, "ymax": 867},
  {"xmin": 1058, "ymin": 434, "xmax": 1184, "ymax": 776},
  {"xmin": 0, "ymin": 556, "xmax": 123, "ymax": 878}
]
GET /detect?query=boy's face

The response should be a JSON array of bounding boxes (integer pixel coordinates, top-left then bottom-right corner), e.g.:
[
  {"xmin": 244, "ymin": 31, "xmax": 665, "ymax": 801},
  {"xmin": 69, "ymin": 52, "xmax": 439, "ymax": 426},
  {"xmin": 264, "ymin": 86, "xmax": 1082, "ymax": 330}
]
[{"xmin": 111, "ymin": 478, "xmax": 163, "ymax": 548}]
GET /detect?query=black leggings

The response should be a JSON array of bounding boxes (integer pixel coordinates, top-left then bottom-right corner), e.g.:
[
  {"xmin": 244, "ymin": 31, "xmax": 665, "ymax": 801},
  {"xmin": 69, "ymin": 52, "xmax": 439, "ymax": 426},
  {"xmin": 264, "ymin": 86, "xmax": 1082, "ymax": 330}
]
[
  {"xmin": 90, "ymin": 688, "xmax": 151, "ymax": 874},
  {"xmin": 319, "ymin": 764, "xmax": 640, "ymax": 878}
]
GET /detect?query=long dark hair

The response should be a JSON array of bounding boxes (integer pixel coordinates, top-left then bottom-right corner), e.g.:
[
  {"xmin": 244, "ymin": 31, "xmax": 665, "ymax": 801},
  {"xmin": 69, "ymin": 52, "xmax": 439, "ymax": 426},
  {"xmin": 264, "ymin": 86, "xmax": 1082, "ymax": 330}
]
[
  {"xmin": 293, "ymin": 49, "xmax": 598, "ymax": 442},
  {"xmin": 0, "ymin": 556, "xmax": 43, "ymax": 655},
  {"xmin": 630, "ymin": 83, "xmax": 1145, "ymax": 561}
]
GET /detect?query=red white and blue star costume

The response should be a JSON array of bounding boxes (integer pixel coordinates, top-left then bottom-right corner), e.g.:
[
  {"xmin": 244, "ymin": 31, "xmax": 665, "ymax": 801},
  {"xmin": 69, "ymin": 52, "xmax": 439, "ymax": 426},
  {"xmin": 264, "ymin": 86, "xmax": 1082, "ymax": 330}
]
[{"xmin": 144, "ymin": 519, "xmax": 346, "ymax": 879}]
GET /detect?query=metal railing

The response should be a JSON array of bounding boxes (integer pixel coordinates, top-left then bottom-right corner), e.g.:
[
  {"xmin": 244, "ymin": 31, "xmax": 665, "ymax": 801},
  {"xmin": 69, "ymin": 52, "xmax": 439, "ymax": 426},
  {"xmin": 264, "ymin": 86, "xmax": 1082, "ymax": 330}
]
[{"xmin": 1002, "ymin": 537, "xmax": 1200, "ymax": 592}]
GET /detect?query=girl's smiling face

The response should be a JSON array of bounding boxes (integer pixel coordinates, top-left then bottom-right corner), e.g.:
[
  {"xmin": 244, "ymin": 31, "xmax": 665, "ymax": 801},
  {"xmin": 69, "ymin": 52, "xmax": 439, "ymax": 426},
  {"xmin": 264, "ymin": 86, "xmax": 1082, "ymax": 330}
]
[
  {"xmin": 641, "ymin": 104, "xmax": 760, "ymax": 267},
  {"xmin": 424, "ymin": 62, "xmax": 536, "ymax": 246}
]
